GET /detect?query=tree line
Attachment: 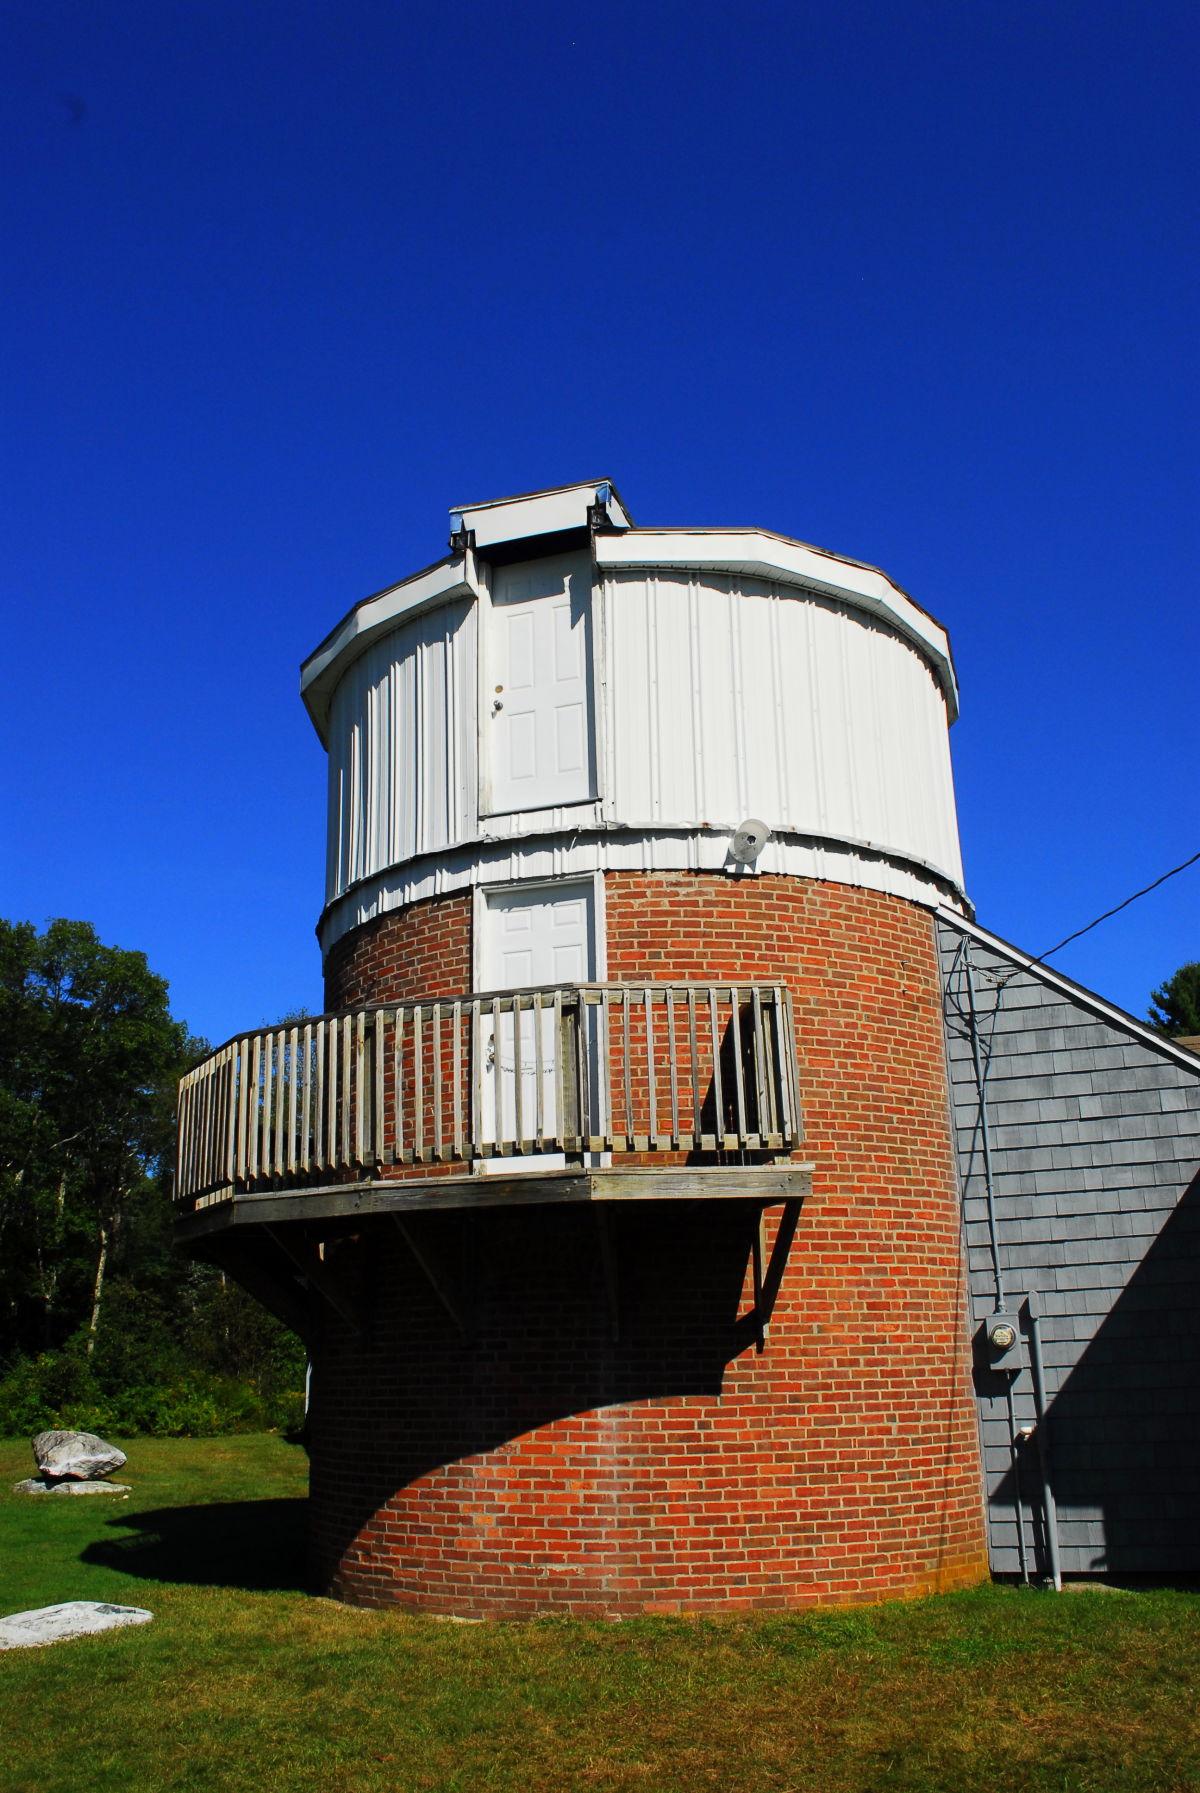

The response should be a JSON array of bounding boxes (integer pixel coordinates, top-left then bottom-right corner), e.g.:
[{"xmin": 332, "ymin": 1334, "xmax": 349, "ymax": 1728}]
[{"xmin": 0, "ymin": 918, "xmax": 304, "ymax": 1437}]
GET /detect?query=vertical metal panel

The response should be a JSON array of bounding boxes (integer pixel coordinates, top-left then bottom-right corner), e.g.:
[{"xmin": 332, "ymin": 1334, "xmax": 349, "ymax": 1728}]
[
  {"xmin": 325, "ymin": 598, "xmax": 475, "ymax": 903},
  {"xmin": 606, "ymin": 569, "xmax": 963, "ymax": 888}
]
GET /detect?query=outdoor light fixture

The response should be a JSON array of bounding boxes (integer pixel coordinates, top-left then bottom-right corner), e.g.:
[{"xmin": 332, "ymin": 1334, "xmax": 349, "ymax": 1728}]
[{"xmin": 728, "ymin": 819, "xmax": 772, "ymax": 869}]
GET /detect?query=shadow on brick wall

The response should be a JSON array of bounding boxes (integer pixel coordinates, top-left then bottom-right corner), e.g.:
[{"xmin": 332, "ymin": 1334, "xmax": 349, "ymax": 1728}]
[{"xmin": 306, "ymin": 1199, "xmax": 793, "ymax": 1579}]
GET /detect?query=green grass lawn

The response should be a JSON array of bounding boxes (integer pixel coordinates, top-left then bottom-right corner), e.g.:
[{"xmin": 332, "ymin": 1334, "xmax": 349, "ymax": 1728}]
[{"xmin": 0, "ymin": 1433, "xmax": 1197, "ymax": 1792}]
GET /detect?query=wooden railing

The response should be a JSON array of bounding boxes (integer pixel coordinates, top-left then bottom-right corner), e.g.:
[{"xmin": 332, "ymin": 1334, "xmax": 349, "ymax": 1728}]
[{"xmin": 175, "ymin": 982, "xmax": 802, "ymax": 1206}]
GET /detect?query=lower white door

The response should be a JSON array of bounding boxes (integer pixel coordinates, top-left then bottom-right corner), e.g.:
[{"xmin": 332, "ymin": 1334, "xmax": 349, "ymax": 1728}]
[{"xmin": 479, "ymin": 882, "xmax": 595, "ymax": 1166}]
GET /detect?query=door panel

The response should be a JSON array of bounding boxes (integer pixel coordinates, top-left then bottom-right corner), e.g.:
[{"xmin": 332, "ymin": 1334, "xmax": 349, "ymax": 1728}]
[
  {"xmin": 488, "ymin": 552, "xmax": 595, "ymax": 813},
  {"xmin": 480, "ymin": 883, "xmax": 595, "ymax": 1163}
]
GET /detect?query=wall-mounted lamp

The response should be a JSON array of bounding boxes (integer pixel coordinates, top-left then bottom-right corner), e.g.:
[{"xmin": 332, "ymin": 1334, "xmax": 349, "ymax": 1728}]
[{"xmin": 727, "ymin": 819, "xmax": 772, "ymax": 873}]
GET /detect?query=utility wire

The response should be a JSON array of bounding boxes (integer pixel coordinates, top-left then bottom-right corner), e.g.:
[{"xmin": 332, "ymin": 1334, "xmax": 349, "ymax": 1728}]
[
  {"xmin": 988, "ymin": 846, "xmax": 1200, "ymax": 997},
  {"xmin": 1034, "ymin": 849, "xmax": 1200, "ymax": 964}
]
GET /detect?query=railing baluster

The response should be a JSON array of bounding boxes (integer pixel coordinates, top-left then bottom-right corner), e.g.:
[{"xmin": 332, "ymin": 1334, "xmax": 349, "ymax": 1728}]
[
  {"xmin": 264, "ymin": 1031, "xmax": 277, "ymax": 1180},
  {"xmin": 433, "ymin": 1000, "xmax": 444, "ymax": 1158},
  {"xmin": 239, "ymin": 1037, "xmax": 250, "ymax": 1183},
  {"xmin": 197, "ymin": 1064, "xmax": 209, "ymax": 1194},
  {"xmin": 490, "ymin": 996, "xmax": 502, "ymax": 1155},
  {"xmin": 272, "ymin": 1028, "xmax": 285, "ymax": 1176},
  {"xmin": 214, "ymin": 1059, "xmax": 225, "ymax": 1187},
  {"xmin": 185, "ymin": 1066, "xmax": 197, "ymax": 1196},
  {"xmin": 354, "ymin": 1011, "xmax": 367, "ymax": 1166},
  {"xmin": 413, "ymin": 1004, "xmax": 425, "ymax": 1161},
  {"xmin": 286, "ymin": 1026, "xmax": 299, "ymax": 1174},
  {"xmin": 599, "ymin": 987, "xmax": 612, "ymax": 1149},
  {"xmin": 452, "ymin": 1000, "xmax": 463, "ymax": 1160},
  {"xmin": 176, "ymin": 1078, "xmax": 190, "ymax": 1199},
  {"xmin": 731, "ymin": 986, "xmax": 749, "ymax": 1145},
  {"xmin": 686, "ymin": 988, "xmax": 700, "ymax": 1151},
  {"xmin": 301, "ymin": 1023, "xmax": 313, "ymax": 1173},
  {"xmin": 533, "ymin": 990, "xmax": 545, "ymax": 1148},
  {"xmin": 325, "ymin": 1017, "xmax": 338, "ymax": 1172},
  {"xmin": 666, "ymin": 987, "xmax": 680, "ymax": 1149},
  {"xmin": 314, "ymin": 1021, "xmax": 327, "ymax": 1171},
  {"xmin": 224, "ymin": 1046, "xmax": 237, "ymax": 1190},
  {"xmin": 394, "ymin": 1005, "xmax": 407, "ymax": 1164},
  {"xmin": 184, "ymin": 1073, "xmax": 197, "ymax": 1198},
  {"xmin": 341, "ymin": 1014, "xmax": 353, "ymax": 1166},
  {"xmin": 707, "ymin": 989, "xmax": 723, "ymax": 1149},
  {"xmin": 513, "ymin": 994, "xmax": 526, "ymax": 1150},
  {"xmin": 469, "ymin": 998, "xmax": 481, "ymax": 1158},
  {"xmin": 263, "ymin": 1031, "xmax": 277, "ymax": 1178},
  {"xmin": 780, "ymin": 986, "xmax": 801, "ymax": 1147},
  {"xmin": 750, "ymin": 988, "xmax": 767, "ymax": 1148},
  {"xmin": 621, "ymin": 988, "xmax": 633, "ymax": 1147},
  {"xmin": 248, "ymin": 1035, "xmax": 262, "ymax": 1182},
  {"xmin": 552, "ymin": 989, "xmax": 565, "ymax": 1149},
  {"xmin": 642, "ymin": 986, "xmax": 657, "ymax": 1150},
  {"xmin": 373, "ymin": 1009, "xmax": 385, "ymax": 1167}
]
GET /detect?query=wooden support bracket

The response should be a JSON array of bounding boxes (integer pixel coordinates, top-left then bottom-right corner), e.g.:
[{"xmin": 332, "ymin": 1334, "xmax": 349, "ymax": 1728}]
[
  {"xmin": 752, "ymin": 1198, "xmax": 803, "ymax": 1350},
  {"xmin": 198, "ymin": 1239, "xmax": 311, "ymax": 1344},
  {"xmin": 392, "ymin": 1217, "xmax": 473, "ymax": 1341},
  {"xmin": 264, "ymin": 1226, "xmax": 368, "ymax": 1336}
]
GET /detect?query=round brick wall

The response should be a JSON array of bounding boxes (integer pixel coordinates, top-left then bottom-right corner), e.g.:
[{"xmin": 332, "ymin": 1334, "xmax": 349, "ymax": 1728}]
[{"xmin": 307, "ymin": 872, "xmax": 989, "ymax": 1615}]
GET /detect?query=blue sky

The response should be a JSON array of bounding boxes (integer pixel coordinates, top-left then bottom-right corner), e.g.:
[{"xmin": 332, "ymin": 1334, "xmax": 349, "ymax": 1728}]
[{"xmin": 3, "ymin": 0, "xmax": 1196, "ymax": 1046}]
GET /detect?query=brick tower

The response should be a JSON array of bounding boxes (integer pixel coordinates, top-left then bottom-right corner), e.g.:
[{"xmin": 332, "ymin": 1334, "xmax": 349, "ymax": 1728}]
[{"xmin": 177, "ymin": 481, "xmax": 989, "ymax": 1615}]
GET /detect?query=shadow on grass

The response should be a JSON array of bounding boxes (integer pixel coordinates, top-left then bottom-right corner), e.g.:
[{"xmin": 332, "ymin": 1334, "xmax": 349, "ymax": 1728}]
[{"xmin": 81, "ymin": 1499, "xmax": 309, "ymax": 1593}]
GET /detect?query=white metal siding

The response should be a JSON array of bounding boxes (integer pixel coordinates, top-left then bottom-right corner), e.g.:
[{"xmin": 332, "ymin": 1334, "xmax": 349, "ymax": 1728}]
[
  {"xmin": 602, "ymin": 570, "xmax": 963, "ymax": 888},
  {"xmin": 325, "ymin": 599, "xmax": 475, "ymax": 901},
  {"xmin": 319, "ymin": 831, "xmax": 965, "ymax": 955},
  {"xmin": 319, "ymin": 561, "xmax": 964, "ymax": 929}
]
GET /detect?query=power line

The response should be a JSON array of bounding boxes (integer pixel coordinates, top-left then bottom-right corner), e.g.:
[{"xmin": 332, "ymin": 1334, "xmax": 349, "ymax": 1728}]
[{"xmin": 1035, "ymin": 849, "xmax": 1200, "ymax": 965}]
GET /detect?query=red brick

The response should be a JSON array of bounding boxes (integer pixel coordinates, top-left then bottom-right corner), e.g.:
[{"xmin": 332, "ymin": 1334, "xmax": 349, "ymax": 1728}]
[{"xmin": 309, "ymin": 872, "xmax": 989, "ymax": 1617}]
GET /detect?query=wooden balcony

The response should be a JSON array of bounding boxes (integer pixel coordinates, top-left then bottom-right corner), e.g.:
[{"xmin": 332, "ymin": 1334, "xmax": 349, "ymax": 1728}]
[{"xmin": 175, "ymin": 982, "xmax": 809, "ymax": 1241}]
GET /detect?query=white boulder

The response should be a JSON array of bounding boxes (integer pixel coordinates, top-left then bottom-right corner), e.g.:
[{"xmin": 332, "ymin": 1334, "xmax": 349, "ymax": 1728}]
[
  {"xmin": 31, "ymin": 1430, "xmax": 127, "ymax": 1481},
  {"xmin": 0, "ymin": 1601, "xmax": 152, "ymax": 1650}
]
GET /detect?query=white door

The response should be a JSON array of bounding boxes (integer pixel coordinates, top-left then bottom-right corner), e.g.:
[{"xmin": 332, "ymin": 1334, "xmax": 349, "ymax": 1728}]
[
  {"xmin": 479, "ymin": 883, "xmax": 595, "ymax": 1163},
  {"xmin": 487, "ymin": 551, "xmax": 595, "ymax": 814}
]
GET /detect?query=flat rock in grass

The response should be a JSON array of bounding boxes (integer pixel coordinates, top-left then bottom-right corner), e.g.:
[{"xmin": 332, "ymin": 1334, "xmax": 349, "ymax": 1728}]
[
  {"xmin": 13, "ymin": 1477, "xmax": 130, "ymax": 1495},
  {"xmin": 0, "ymin": 1601, "xmax": 152, "ymax": 1651},
  {"xmin": 31, "ymin": 1429, "xmax": 127, "ymax": 1482}
]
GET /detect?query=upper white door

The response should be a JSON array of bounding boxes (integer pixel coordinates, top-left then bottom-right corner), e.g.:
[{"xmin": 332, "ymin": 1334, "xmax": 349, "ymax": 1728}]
[{"xmin": 487, "ymin": 551, "xmax": 595, "ymax": 814}]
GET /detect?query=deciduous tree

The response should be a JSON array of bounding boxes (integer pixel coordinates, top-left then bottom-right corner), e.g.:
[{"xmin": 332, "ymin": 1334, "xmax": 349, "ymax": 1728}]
[{"xmin": 0, "ymin": 918, "xmax": 201, "ymax": 1358}]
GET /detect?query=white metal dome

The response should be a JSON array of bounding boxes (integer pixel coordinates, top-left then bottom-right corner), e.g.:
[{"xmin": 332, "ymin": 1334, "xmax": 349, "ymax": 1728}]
[{"xmin": 302, "ymin": 482, "xmax": 966, "ymax": 954}]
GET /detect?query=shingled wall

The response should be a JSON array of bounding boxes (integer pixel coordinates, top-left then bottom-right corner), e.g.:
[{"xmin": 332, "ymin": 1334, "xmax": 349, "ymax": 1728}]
[{"xmin": 937, "ymin": 915, "xmax": 1200, "ymax": 1577}]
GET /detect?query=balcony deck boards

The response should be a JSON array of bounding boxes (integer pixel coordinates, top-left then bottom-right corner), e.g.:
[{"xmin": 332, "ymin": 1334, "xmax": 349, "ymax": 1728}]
[{"xmin": 176, "ymin": 1164, "xmax": 814, "ymax": 1243}]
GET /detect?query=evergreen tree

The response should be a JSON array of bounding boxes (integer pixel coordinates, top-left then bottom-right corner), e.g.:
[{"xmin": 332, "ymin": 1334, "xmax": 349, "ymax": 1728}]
[{"xmin": 1147, "ymin": 961, "xmax": 1200, "ymax": 1039}]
